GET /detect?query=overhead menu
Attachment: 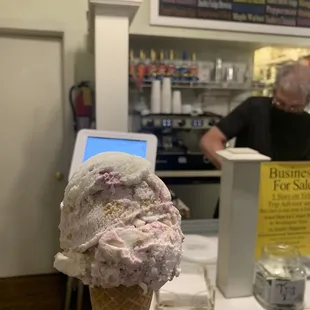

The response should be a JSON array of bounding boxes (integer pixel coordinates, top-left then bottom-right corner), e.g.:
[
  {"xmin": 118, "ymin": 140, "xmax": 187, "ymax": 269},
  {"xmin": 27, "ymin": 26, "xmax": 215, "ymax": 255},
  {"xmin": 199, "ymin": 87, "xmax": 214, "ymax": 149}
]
[{"xmin": 159, "ymin": 0, "xmax": 310, "ymax": 27}]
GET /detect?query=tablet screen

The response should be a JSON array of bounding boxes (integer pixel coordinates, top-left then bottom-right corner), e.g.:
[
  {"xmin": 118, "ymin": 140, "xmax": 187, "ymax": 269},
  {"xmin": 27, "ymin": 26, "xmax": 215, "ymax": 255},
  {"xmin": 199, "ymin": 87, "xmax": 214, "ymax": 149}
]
[{"xmin": 83, "ymin": 136, "xmax": 147, "ymax": 162}]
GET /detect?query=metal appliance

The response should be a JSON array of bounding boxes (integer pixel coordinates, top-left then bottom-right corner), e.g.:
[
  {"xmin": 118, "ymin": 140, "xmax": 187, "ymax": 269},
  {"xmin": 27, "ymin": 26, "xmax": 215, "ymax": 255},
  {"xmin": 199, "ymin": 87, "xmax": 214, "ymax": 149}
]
[{"xmin": 139, "ymin": 112, "xmax": 222, "ymax": 171}]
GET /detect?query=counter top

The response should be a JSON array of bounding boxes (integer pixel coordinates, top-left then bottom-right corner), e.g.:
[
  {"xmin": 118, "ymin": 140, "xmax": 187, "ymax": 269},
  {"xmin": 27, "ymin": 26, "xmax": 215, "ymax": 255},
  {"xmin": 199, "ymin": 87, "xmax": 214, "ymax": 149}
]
[
  {"xmin": 148, "ymin": 231, "xmax": 310, "ymax": 310},
  {"xmin": 149, "ymin": 280, "xmax": 310, "ymax": 310}
]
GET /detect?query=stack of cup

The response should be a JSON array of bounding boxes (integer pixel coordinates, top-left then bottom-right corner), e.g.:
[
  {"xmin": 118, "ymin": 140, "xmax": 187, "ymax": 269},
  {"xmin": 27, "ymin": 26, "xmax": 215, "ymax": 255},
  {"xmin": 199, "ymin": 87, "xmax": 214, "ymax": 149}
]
[
  {"xmin": 172, "ymin": 91, "xmax": 182, "ymax": 114},
  {"xmin": 150, "ymin": 80, "xmax": 161, "ymax": 114},
  {"xmin": 161, "ymin": 78, "xmax": 172, "ymax": 114},
  {"xmin": 150, "ymin": 78, "xmax": 183, "ymax": 114}
]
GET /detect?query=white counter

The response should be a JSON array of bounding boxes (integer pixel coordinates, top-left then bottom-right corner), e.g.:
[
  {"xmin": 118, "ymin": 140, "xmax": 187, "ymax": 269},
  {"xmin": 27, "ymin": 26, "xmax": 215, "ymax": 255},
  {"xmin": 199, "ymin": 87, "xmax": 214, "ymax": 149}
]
[
  {"xmin": 148, "ymin": 231, "xmax": 310, "ymax": 310},
  {"xmin": 150, "ymin": 280, "xmax": 310, "ymax": 310}
]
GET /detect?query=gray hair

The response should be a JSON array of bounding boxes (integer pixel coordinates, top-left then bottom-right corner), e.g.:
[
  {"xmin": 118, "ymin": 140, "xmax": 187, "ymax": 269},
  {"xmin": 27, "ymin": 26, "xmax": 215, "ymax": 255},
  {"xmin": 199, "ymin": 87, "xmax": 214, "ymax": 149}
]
[{"xmin": 274, "ymin": 63, "xmax": 310, "ymax": 102}]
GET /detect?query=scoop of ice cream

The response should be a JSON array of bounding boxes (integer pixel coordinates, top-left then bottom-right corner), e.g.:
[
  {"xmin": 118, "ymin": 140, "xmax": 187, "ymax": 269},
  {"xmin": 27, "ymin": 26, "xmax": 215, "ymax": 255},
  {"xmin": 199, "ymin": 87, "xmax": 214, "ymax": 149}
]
[{"xmin": 54, "ymin": 152, "xmax": 184, "ymax": 290}]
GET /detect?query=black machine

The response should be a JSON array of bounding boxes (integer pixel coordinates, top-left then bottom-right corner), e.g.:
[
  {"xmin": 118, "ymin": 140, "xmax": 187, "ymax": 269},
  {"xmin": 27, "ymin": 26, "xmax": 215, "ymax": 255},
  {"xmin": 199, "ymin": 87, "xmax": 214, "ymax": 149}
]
[{"xmin": 139, "ymin": 112, "xmax": 222, "ymax": 171}]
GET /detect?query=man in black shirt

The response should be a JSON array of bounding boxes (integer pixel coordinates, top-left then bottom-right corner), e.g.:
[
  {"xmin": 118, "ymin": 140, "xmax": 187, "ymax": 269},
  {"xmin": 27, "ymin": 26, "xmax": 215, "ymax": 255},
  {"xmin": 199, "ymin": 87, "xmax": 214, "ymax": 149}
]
[{"xmin": 200, "ymin": 63, "xmax": 310, "ymax": 218}]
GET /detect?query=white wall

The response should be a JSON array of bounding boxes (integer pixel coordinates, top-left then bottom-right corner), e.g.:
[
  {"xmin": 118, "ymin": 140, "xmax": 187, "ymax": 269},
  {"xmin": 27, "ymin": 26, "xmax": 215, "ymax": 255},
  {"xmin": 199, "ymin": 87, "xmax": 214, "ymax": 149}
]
[{"xmin": 0, "ymin": 0, "xmax": 93, "ymax": 83}]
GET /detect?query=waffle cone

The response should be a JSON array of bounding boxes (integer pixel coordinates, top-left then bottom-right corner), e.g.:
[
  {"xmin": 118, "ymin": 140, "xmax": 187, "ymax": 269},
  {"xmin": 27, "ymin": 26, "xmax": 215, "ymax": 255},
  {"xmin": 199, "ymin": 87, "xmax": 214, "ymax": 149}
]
[{"xmin": 89, "ymin": 285, "xmax": 153, "ymax": 310}]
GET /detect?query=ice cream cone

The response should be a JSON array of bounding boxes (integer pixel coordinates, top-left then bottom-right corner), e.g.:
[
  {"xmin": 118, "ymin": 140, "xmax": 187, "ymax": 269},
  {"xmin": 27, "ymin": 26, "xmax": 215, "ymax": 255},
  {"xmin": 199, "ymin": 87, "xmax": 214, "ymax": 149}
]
[{"xmin": 89, "ymin": 285, "xmax": 153, "ymax": 310}]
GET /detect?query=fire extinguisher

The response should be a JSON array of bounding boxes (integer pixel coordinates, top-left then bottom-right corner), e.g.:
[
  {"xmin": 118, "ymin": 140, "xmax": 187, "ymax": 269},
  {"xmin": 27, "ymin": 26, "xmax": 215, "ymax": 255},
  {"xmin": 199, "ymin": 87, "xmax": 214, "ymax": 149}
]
[{"xmin": 69, "ymin": 81, "xmax": 95, "ymax": 132}]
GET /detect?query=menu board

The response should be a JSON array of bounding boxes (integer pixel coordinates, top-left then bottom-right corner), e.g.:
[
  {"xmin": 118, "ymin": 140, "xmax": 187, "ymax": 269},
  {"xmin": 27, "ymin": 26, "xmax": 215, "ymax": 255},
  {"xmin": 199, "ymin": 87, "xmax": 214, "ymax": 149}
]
[
  {"xmin": 255, "ymin": 162, "xmax": 310, "ymax": 259},
  {"xmin": 159, "ymin": 0, "xmax": 310, "ymax": 27}
]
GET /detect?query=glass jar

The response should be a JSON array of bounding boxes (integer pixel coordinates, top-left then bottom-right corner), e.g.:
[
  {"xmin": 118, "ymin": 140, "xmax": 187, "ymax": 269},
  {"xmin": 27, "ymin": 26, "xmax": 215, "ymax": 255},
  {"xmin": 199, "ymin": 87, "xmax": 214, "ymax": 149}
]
[{"xmin": 253, "ymin": 244, "xmax": 307, "ymax": 310}]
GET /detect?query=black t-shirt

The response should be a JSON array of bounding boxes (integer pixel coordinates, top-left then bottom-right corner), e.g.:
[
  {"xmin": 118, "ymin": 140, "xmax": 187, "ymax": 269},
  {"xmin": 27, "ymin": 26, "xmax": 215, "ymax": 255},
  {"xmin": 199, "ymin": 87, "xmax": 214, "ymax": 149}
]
[{"xmin": 216, "ymin": 96, "xmax": 310, "ymax": 161}]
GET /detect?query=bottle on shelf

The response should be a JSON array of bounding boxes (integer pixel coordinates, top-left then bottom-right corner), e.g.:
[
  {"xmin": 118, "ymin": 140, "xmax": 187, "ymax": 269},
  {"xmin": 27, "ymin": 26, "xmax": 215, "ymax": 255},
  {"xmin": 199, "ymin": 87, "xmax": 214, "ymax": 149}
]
[
  {"xmin": 189, "ymin": 53, "xmax": 199, "ymax": 82},
  {"xmin": 144, "ymin": 50, "xmax": 151, "ymax": 82},
  {"xmin": 157, "ymin": 50, "xmax": 167, "ymax": 80},
  {"xmin": 148, "ymin": 49, "xmax": 158, "ymax": 81},
  {"xmin": 180, "ymin": 52, "xmax": 190, "ymax": 82},
  {"xmin": 129, "ymin": 49, "xmax": 136, "ymax": 82},
  {"xmin": 174, "ymin": 51, "xmax": 181, "ymax": 82},
  {"xmin": 136, "ymin": 49, "xmax": 146, "ymax": 90},
  {"xmin": 166, "ymin": 50, "xmax": 176, "ymax": 81},
  {"xmin": 214, "ymin": 58, "xmax": 223, "ymax": 83}
]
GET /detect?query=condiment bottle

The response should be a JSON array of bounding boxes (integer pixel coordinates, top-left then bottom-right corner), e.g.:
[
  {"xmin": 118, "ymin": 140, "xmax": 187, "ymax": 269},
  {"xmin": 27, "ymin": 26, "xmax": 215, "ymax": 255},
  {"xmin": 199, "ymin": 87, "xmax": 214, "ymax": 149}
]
[
  {"xmin": 144, "ymin": 50, "xmax": 151, "ymax": 81},
  {"xmin": 214, "ymin": 58, "xmax": 223, "ymax": 83},
  {"xmin": 189, "ymin": 53, "xmax": 199, "ymax": 82},
  {"xmin": 174, "ymin": 52, "xmax": 181, "ymax": 82},
  {"xmin": 157, "ymin": 50, "xmax": 167, "ymax": 80},
  {"xmin": 180, "ymin": 52, "xmax": 190, "ymax": 82},
  {"xmin": 166, "ymin": 50, "xmax": 176, "ymax": 81},
  {"xmin": 254, "ymin": 244, "xmax": 306, "ymax": 310},
  {"xmin": 136, "ymin": 49, "xmax": 146, "ymax": 90},
  {"xmin": 129, "ymin": 49, "xmax": 136, "ymax": 82},
  {"xmin": 225, "ymin": 63, "xmax": 235, "ymax": 82},
  {"xmin": 148, "ymin": 49, "xmax": 157, "ymax": 81}
]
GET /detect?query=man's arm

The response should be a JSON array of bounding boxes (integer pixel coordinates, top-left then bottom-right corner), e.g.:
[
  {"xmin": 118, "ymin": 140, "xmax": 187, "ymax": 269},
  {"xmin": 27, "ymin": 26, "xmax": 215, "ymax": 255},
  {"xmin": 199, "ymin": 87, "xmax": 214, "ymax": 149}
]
[
  {"xmin": 200, "ymin": 98, "xmax": 252, "ymax": 169},
  {"xmin": 200, "ymin": 126, "xmax": 226, "ymax": 169}
]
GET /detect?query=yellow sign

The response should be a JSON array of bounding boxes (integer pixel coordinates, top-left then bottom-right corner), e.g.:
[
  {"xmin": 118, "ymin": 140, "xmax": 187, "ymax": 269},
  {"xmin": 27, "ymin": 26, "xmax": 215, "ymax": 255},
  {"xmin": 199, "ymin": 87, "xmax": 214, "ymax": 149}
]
[{"xmin": 255, "ymin": 162, "xmax": 310, "ymax": 259}]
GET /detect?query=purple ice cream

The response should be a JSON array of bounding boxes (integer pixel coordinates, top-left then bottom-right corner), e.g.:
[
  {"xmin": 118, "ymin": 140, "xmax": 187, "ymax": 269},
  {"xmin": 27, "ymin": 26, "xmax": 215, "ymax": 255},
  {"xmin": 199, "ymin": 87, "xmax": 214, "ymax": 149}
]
[{"xmin": 54, "ymin": 152, "xmax": 184, "ymax": 291}]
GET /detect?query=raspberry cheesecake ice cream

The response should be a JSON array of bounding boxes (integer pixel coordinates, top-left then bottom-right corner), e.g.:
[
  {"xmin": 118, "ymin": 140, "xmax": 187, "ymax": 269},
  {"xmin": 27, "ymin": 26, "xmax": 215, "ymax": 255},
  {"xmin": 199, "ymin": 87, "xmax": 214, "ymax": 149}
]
[{"xmin": 54, "ymin": 152, "xmax": 184, "ymax": 309}]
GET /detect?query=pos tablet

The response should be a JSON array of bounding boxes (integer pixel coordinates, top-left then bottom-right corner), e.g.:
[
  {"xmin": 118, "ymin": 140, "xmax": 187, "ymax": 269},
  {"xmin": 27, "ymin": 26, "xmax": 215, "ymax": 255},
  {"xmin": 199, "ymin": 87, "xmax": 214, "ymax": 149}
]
[{"xmin": 69, "ymin": 129, "xmax": 158, "ymax": 180}]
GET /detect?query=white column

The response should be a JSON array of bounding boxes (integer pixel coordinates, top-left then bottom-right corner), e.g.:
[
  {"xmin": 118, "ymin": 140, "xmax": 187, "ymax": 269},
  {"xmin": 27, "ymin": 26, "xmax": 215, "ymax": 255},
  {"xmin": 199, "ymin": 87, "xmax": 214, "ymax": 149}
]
[
  {"xmin": 89, "ymin": 0, "xmax": 142, "ymax": 131},
  {"xmin": 216, "ymin": 148, "xmax": 271, "ymax": 298}
]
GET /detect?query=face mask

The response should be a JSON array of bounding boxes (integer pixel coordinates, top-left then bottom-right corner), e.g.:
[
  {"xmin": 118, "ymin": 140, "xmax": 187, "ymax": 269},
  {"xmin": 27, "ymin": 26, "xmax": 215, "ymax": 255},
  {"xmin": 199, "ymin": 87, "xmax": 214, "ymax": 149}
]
[
  {"xmin": 270, "ymin": 105, "xmax": 310, "ymax": 160},
  {"xmin": 271, "ymin": 105, "xmax": 304, "ymax": 127}
]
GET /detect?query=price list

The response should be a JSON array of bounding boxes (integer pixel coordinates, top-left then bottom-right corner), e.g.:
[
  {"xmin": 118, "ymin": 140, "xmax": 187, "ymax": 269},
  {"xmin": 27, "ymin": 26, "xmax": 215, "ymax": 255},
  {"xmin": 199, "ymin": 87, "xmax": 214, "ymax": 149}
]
[{"xmin": 159, "ymin": 0, "xmax": 310, "ymax": 27}]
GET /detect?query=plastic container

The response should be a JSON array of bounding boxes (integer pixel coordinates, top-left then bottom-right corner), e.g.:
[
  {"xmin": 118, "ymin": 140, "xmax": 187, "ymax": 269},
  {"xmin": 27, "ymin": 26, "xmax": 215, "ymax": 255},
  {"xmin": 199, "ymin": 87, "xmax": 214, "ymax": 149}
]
[{"xmin": 253, "ymin": 244, "xmax": 307, "ymax": 310}]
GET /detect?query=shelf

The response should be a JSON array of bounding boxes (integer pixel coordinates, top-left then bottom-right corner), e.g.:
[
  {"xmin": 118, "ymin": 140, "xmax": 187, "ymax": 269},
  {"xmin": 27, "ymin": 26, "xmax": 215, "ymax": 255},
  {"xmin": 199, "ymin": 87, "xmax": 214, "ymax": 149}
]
[
  {"xmin": 257, "ymin": 52, "xmax": 310, "ymax": 67},
  {"xmin": 156, "ymin": 170, "xmax": 221, "ymax": 178},
  {"xmin": 130, "ymin": 80, "xmax": 265, "ymax": 91}
]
